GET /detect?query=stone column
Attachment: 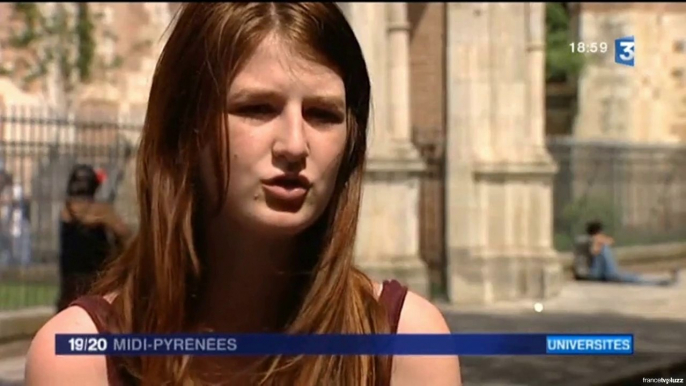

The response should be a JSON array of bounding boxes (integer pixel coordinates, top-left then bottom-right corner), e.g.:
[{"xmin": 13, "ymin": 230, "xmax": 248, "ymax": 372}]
[
  {"xmin": 445, "ymin": 3, "xmax": 562, "ymax": 305},
  {"xmin": 527, "ymin": 3, "xmax": 547, "ymax": 156},
  {"xmin": 345, "ymin": 2, "xmax": 389, "ymax": 156},
  {"xmin": 387, "ymin": 3, "xmax": 412, "ymax": 145},
  {"xmin": 346, "ymin": 3, "xmax": 428, "ymax": 297}
]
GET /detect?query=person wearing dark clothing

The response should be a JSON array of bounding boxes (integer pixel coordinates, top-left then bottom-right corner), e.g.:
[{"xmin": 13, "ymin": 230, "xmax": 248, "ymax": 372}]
[
  {"xmin": 0, "ymin": 171, "xmax": 14, "ymax": 267},
  {"xmin": 583, "ymin": 221, "xmax": 676, "ymax": 286},
  {"xmin": 57, "ymin": 165, "xmax": 131, "ymax": 311}
]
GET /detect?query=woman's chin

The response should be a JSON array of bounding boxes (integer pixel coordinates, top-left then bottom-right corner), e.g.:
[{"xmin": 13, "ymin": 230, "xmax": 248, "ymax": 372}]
[{"xmin": 251, "ymin": 207, "xmax": 320, "ymax": 237}]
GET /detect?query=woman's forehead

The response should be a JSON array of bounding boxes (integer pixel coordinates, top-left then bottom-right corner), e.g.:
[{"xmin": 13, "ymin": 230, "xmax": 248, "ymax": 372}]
[{"xmin": 229, "ymin": 35, "xmax": 345, "ymax": 101}]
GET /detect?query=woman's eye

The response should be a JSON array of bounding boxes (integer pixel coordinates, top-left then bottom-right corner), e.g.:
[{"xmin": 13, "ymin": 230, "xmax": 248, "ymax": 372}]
[
  {"xmin": 237, "ymin": 104, "xmax": 276, "ymax": 118},
  {"xmin": 306, "ymin": 108, "xmax": 344, "ymax": 125}
]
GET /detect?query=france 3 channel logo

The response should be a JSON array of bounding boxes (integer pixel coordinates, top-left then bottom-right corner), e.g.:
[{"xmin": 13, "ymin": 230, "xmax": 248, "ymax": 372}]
[{"xmin": 614, "ymin": 36, "xmax": 635, "ymax": 67}]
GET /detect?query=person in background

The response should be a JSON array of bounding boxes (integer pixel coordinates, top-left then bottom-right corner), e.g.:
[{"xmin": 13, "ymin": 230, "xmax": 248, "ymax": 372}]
[
  {"xmin": 585, "ymin": 220, "xmax": 677, "ymax": 286},
  {"xmin": 55, "ymin": 164, "xmax": 131, "ymax": 311},
  {"xmin": 0, "ymin": 171, "xmax": 14, "ymax": 267},
  {"xmin": 8, "ymin": 183, "xmax": 32, "ymax": 266}
]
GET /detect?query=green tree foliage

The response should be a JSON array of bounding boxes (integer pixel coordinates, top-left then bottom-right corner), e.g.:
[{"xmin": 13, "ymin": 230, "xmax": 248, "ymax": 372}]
[
  {"xmin": 0, "ymin": 3, "xmax": 122, "ymax": 110},
  {"xmin": 554, "ymin": 195, "xmax": 620, "ymax": 251},
  {"xmin": 546, "ymin": 3, "xmax": 584, "ymax": 83},
  {"xmin": 75, "ymin": 3, "xmax": 95, "ymax": 82}
]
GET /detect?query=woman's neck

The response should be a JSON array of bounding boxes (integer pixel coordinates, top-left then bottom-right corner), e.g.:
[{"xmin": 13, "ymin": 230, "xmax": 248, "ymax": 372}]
[{"xmin": 194, "ymin": 220, "xmax": 305, "ymax": 333}]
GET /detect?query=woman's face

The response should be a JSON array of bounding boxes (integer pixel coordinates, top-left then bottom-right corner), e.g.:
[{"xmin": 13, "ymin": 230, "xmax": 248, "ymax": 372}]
[{"xmin": 200, "ymin": 34, "xmax": 348, "ymax": 237}]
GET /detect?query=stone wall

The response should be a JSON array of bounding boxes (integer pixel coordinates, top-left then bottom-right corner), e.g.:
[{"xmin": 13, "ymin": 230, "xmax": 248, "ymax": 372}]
[{"xmin": 574, "ymin": 3, "xmax": 686, "ymax": 144}]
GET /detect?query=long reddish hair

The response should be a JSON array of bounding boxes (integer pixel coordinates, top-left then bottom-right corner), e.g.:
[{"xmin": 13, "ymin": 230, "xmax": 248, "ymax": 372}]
[{"xmin": 92, "ymin": 3, "xmax": 391, "ymax": 385}]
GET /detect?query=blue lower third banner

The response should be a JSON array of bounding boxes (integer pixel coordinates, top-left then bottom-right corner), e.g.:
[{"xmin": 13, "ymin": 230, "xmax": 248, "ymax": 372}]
[{"xmin": 55, "ymin": 334, "xmax": 634, "ymax": 356}]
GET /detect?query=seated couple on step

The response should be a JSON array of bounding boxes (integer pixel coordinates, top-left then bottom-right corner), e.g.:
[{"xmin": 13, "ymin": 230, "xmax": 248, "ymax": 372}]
[{"xmin": 573, "ymin": 221, "xmax": 679, "ymax": 286}]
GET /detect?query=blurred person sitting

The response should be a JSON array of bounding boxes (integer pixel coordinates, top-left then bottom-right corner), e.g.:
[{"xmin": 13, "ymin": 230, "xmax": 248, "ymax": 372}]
[
  {"xmin": 56, "ymin": 164, "xmax": 131, "ymax": 311},
  {"xmin": 583, "ymin": 220, "xmax": 676, "ymax": 286}
]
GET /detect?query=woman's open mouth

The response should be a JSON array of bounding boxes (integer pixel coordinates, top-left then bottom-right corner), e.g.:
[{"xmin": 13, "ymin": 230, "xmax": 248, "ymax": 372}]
[{"xmin": 261, "ymin": 174, "xmax": 311, "ymax": 202}]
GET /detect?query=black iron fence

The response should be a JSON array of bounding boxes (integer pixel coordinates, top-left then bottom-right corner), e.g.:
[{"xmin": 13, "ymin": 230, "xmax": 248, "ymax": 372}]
[
  {"xmin": 547, "ymin": 137, "xmax": 686, "ymax": 251},
  {"xmin": 0, "ymin": 105, "xmax": 141, "ymax": 310}
]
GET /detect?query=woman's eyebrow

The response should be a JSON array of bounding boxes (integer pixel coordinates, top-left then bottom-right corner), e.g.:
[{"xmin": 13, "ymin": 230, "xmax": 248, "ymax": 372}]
[
  {"xmin": 228, "ymin": 88, "xmax": 283, "ymax": 103},
  {"xmin": 228, "ymin": 88, "xmax": 345, "ymax": 111},
  {"xmin": 305, "ymin": 95, "xmax": 345, "ymax": 112}
]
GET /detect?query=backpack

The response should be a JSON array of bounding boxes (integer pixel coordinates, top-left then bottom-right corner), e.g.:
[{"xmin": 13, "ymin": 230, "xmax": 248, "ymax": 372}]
[{"xmin": 572, "ymin": 235, "xmax": 593, "ymax": 279}]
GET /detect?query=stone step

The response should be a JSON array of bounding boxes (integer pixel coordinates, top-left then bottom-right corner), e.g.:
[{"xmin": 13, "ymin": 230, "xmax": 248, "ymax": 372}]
[
  {"xmin": 0, "ymin": 341, "xmax": 29, "ymax": 361},
  {"xmin": 0, "ymin": 356, "xmax": 24, "ymax": 385},
  {"xmin": 0, "ymin": 307, "xmax": 53, "ymax": 343}
]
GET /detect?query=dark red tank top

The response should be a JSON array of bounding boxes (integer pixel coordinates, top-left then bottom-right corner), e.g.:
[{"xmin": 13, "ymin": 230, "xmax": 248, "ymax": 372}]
[{"xmin": 71, "ymin": 279, "xmax": 408, "ymax": 386}]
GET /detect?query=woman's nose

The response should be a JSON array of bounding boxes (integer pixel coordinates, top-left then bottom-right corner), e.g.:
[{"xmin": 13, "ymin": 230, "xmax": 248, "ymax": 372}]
[{"xmin": 272, "ymin": 112, "xmax": 309, "ymax": 163}]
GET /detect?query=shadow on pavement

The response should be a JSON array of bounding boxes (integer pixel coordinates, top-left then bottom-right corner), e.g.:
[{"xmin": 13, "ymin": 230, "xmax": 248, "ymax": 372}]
[{"xmin": 447, "ymin": 310, "xmax": 686, "ymax": 386}]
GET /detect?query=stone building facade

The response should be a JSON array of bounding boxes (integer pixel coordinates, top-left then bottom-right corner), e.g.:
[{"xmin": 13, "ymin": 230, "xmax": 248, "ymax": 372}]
[
  {"xmin": 343, "ymin": 3, "xmax": 562, "ymax": 304},
  {"xmin": 574, "ymin": 2, "xmax": 686, "ymax": 143},
  {"xmin": 563, "ymin": 3, "xmax": 686, "ymax": 239}
]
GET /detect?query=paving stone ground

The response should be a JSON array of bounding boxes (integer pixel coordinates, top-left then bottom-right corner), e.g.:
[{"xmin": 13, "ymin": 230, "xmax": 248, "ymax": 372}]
[
  {"xmin": 441, "ymin": 271, "xmax": 686, "ymax": 386},
  {"xmin": 1, "ymin": 272, "xmax": 684, "ymax": 385}
]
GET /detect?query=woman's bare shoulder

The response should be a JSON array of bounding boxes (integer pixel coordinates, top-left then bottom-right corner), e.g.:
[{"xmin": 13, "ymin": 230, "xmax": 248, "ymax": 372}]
[
  {"xmin": 390, "ymin": 286, "xmax": 463, "ymax": 386},
  {"xmin": 372, "ymin": 280, "xmax": 453, "ymax": 336},
  {"xmin": 25, "ymin": 306, "xmax": 109, "ymax": 385}
]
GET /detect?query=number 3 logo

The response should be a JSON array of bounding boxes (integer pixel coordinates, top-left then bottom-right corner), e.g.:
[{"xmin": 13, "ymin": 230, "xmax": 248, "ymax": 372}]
[{"xmin": 619, "ymin": 41, "xmax": 635, "ymax": 61}]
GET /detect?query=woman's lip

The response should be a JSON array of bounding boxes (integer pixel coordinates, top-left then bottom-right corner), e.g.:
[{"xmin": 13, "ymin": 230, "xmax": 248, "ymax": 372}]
[
  {"xmin": 263, "ymin": 175, "xmax": 312, "ymax": 188},
  {"xmin": 262, "ymin": 183, "xmax": 308, "ymax": 201}
]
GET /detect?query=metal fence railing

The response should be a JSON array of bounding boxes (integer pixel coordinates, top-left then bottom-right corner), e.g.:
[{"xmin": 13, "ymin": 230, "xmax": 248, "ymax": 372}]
[
  {"xmin": 0, "ymin": 104, "xmax": 141, "ymax": 311},
  {"xmin": 547, "ymin": 137, "xmax": 686, "ymax": 251}
]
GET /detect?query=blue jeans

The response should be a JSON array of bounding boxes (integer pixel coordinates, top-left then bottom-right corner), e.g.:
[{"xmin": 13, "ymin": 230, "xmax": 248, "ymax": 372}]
[{"xmin": 588, "ymin": 245, "xmax": 667, "ymax": 285}]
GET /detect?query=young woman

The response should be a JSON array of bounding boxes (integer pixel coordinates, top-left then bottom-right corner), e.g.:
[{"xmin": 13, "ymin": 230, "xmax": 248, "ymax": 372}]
[
  {"xmin": 56, "ymin": 165, "xmax": 131, "ymax": 311},
  {"xmin": 26, "ymin": 3, "xmax": 461, "ymax": 385}
]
